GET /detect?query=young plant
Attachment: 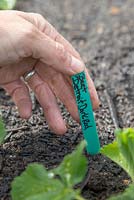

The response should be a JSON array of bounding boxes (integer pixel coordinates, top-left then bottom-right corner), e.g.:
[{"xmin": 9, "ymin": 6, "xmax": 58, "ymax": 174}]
[
  {"xmin": 1, "ymin": 109, "xmax": 133, "ymax": 200},
  {"xmin": 11, "ymin": 141, "xmax": 88, "ymax": 200},
  {"xmin": 0, "ymin": 117, "xmax": 6, "ymax": 144},
  {"xmin": 0, "ymin": 0, "xmax": 16, "ymax": 10},
  {"xmin": 101, "ymin": 128, "xmax": 134, "ymax": 182},
  {"xmin": 101, "ymin": 128, "xmax": 134, "ymax": 199}
]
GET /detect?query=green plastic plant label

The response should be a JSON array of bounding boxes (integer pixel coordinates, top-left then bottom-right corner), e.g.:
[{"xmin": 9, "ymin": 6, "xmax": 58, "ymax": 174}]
[{"xmin": 71, "ymin": 71, "xmax": 100, "ymax": 155}]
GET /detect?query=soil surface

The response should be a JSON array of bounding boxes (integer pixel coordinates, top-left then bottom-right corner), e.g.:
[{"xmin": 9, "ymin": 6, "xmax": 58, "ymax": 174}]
[{"xmin": 0, "ymin": 0, "xmax": 134, "ymax": 199}]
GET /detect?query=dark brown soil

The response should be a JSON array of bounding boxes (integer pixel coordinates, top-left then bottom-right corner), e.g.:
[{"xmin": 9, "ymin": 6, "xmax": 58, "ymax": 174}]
[{"xmin": 0, "ymin": 0, "xmax": 134, "ymax": 199}]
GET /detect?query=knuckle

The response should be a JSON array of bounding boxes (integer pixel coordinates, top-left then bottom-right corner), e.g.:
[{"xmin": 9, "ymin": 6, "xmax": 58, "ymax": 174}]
[
  {"xmin": 23, "ymin": 24, "xmax": 37, "ymax": 40},
  {"xmin": 18, "ymin": 25, "xmax": 39, "ymax": 57},
  {"xmin": 54, "ymin": 33, "xmax": 60, "ymax": 42},
  {"xmin": 51, "ymin": 28, "xmax": 59, "ymax": 41},
  {"xmin": 44, "ymin": 103, "xmax": 52, "ymax": 112},
  {"xmin": 34, "ymin": 13, "xmax": 44, "ymax": 19},
  {"xmin": 34, "ymin": 13, "xmax": 46, "ymax": 27},
  {"xmin": 34, "ymin": 82, "xmax": 43, "ymax": 95},
  {"xmin": 24, "ymin": 12, "xmax": 46, "ymax": 31},
  {"xmin": 43, "ymin": 22, "xmax": 53, "ymax": 36},
  {"xmin": 56, "ymin": 43, "xmax": 69, "ymax": 64}
]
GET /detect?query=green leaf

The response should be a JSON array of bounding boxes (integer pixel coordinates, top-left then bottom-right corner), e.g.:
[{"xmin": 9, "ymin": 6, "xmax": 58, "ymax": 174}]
[
  {"xmin": 0, "ymin": 117, "xmax": 6, "ymax": 144},
  {"xmin": 52, "ymin": 140, "xmax": 88, "ymax": 187},
  {"xmin": 11, "ymin": 163, "xmax": 80, "ymax": 200},
  {"xmin": 0, "ymin": 0, "xmax": 16, "ymax": 10},
  {"xmin": 108, "ymin": 184, "xmax": 134, "ymax": 200},
  {"xmin": 101, "ymin": 128, "xmax": 134, "ymax": 181},
  {"xmin": 11, "ymin": 141, "xmax": 87, "ymax": 200}
]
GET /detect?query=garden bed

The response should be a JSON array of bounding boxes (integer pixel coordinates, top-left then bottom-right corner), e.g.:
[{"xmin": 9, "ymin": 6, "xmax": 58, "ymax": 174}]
[{"xmin": 0, "ymin": 0, "xmax": 134, "ymax": 199}]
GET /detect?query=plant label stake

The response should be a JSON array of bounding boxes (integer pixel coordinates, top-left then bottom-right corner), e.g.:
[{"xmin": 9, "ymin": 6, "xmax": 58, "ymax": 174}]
[{"xmin": 71, "ymin": 71, "xmax": 100, "ymax": 155}]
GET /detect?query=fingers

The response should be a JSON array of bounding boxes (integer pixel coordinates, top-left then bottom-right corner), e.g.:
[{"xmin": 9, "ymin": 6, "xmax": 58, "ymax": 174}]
[
  {"xmin": 16, "ymin": 12, "xmax": 84, "ymax": 75},
  {"xmin": 21, "ymin": 12, "xmax": 99, "ymax": 109},
  {"xmin": 16, "ymin": 11, "xmax": 99, "ymax": 109},
  {"xmin": 27, "ymin": 72, "xmax": 67, "ymax": 135},
  {"xmin": 0, "ymin": 57, "xmax": 36, "ymax": 85},
  {"xmin": 2, "ymin": 80, "xmax": 32, "ymax": 119},
  {"xmin": 50, "ymin": 74, "xmax": 80, "ymax": 122},
  {"xmin": 60, "ymin": 69, "xmax": 100, "ymax": 110},
  {"xmin": 16, "ymin": 11, "xmax": 81, "ymax": 59},
  {"xmin": 30, "ymin": 32, "xmax": 84, "ymax": 75},
  {"xmin": 16, "ymin": 11, "xmax": 99, "ymax": 111},
  {"xmin": 36, "ymin": 63, "xmax": 80, "ymax": 122}
]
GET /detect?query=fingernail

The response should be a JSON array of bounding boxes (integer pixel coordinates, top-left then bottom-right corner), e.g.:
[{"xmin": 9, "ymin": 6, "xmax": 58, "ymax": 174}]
[{"xmin": 71, "ymin": 56, "xmax": 85, "ymax": 74}]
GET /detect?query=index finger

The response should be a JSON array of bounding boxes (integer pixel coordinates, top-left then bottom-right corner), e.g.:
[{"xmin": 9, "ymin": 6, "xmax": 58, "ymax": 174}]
[
  {"xmin": 16, "ymin": 11, "xmax": 81, "ymax": 59},
  {"xmin": 17, "ymin": 11, "xmax": 99, "ymax": 108}
]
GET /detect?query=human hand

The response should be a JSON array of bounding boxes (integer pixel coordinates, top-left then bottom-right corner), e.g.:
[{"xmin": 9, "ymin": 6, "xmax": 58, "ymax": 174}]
[{"xmin": 0, "ymin": 11, "xmax": 99, "ymax": 134}]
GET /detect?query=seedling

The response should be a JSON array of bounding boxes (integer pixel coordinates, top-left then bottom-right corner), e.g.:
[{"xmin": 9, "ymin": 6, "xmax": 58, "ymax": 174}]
[
  {"xmin": 101, "ymin": 128, "xmax": 134, "ymax": 182},
  {"xmin": 1, "ymin": 113, "xmax": 134, "ymax": 199},
  {"xmin": 11, "ymin": 141, "xmax": 88, "ymax": 200},
  {"xmin": 101, "ymin": 128, "xmax": 134, "ymax": 199}
]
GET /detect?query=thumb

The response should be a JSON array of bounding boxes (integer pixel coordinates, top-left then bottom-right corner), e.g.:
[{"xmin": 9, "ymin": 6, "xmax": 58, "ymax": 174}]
[{"xmin": 30, "ymin": 31, "xmax": 84, "ymax": 75}]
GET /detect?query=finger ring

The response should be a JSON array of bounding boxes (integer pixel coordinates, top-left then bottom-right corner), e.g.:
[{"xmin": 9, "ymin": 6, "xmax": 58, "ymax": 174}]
[{"xmin": 23, "ymin": 70, "xmax": 36, "ymax": 82}]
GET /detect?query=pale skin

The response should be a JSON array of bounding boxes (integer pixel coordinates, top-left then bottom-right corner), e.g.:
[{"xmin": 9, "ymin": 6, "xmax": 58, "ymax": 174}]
[{"xmin": 0, "ymin": 11, "xmax": 99, "ymax": 135}]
